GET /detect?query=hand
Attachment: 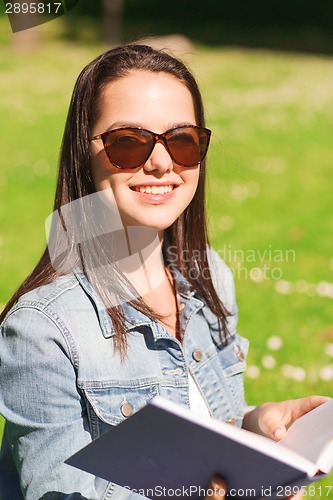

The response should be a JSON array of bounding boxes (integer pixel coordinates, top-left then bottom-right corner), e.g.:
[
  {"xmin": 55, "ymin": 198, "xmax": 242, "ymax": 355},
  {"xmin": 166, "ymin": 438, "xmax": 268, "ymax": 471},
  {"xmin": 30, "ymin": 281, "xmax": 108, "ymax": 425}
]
[
  {"xmin": 204, "ymin": 476, "xmax": 226, "ymax": 499},
  {"xmin": 243, "ymin": 395, "xmax": 330, "ymax": 440},
  {"xmin": 287, "ymin": 489, "xmax": 305, "ymax": 499},
  {"xmin": 203, "ymin": 477, "xmax": 304, "ymax": 499}
]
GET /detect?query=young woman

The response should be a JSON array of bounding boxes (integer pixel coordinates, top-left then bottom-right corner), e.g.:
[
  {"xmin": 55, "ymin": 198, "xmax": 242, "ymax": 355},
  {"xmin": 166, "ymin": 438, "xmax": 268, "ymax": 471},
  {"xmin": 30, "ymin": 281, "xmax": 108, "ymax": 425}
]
[{"xmin": 0, "ymin": 44, "xmax": 327, "ymax": 500}]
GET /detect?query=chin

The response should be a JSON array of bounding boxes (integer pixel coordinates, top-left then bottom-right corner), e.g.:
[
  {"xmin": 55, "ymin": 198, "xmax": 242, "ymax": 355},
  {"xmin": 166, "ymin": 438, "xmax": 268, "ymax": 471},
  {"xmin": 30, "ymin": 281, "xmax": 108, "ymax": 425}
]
[
  {"xmin": 128, "ymin": 221, "xmax": 172, "ymax": 232},
  {"xmin": 123, "ymin": 213, "xmax": 177, "ymax": 231}
]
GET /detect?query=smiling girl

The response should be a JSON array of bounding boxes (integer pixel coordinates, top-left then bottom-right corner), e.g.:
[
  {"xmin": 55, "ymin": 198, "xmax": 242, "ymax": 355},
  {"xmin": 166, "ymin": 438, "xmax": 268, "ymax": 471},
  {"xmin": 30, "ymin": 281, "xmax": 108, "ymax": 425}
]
[{"xmin": 0, "ymin": 44, "xmax": 327, "ymax": 500}]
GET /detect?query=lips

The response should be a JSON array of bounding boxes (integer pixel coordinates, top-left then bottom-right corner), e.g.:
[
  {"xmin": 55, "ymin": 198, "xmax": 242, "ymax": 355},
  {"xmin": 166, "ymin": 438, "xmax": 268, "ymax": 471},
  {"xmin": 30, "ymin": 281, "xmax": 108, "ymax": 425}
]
[{"xmin": 128, "ymin": 182, "xmax": 180, "ymax": 204}]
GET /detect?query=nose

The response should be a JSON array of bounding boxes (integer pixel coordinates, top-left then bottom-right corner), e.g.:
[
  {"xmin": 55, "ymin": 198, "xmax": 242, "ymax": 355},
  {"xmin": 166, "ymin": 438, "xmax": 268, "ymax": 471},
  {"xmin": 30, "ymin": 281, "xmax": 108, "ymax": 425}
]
[{"xmin": 143, "ymin": 141, "xmax": 173, "ymax": 174}]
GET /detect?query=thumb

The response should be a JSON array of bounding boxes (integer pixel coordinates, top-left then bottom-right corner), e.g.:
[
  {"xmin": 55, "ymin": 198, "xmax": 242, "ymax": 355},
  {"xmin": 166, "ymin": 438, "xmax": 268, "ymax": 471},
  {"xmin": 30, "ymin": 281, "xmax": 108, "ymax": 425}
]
[
  {"xmin": 272, "ymin": 425, "xmax": 287, "ymax": 441},
  {"xmin": 258, "ymin": 404, "xmax": 288, "ymax": 440},
  {"xmin": 204, "ymin": 476, "xmax": 227, "ymax": 499}
]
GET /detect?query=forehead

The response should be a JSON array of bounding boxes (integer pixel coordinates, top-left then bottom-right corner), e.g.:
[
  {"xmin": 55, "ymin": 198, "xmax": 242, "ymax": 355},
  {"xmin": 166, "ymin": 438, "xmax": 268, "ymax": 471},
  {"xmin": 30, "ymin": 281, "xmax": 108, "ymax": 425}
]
[
  {"xmin": 99, "ymin": 69, "xmax": 191, "ymax": 97},
  {"xmin": 95, "ymin": 70, "xmax": 196, "ymax": 128}
]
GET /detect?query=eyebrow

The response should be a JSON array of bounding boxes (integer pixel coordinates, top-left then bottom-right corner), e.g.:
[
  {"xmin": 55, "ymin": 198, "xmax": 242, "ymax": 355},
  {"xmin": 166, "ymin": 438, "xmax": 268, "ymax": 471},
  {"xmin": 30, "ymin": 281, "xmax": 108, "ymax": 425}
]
[
  {"xmin": 105, "ymin": 121, "xmax": 142, "ymax": 130},
  {"xmin": 103, "ymin": 121, "xmax": 197, "ymax": 132}
]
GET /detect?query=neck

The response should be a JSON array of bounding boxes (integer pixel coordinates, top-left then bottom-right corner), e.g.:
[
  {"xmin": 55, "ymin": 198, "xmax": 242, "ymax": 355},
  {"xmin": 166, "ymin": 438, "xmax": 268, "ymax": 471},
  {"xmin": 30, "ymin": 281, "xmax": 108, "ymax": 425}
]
[{"xmin": 118, "ymin": 227, "xmax": 167, "ymax": 297}]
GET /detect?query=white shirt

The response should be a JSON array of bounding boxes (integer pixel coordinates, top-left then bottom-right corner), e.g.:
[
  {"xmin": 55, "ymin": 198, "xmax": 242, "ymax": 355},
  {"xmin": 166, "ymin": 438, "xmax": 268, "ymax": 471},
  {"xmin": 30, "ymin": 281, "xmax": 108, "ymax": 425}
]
[{"xmin": 188, "ymin": 372, "xmax": 211, "ymax": 418}]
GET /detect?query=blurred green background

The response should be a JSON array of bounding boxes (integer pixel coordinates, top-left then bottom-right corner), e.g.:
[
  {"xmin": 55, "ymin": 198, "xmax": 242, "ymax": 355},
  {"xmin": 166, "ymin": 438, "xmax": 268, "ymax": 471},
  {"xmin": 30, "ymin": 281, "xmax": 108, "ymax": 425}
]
[{"xmin": 0, "ymin": 0, "xmax": 333, "ymax": 495}]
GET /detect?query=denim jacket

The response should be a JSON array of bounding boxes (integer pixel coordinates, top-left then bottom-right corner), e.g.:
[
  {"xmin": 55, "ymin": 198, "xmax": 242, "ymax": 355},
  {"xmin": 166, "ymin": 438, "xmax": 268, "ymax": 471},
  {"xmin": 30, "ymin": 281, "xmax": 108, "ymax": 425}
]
[{"xmin": 0, "ymin": 247, "xmax": 249, "ymax": 500}]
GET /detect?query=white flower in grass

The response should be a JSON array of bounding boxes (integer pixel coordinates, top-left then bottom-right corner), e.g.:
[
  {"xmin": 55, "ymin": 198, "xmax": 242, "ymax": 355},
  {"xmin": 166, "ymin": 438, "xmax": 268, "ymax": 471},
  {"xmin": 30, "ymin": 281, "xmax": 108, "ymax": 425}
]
[
  {"xmin": 33, "ymin": 159, "xmax": 50, "ymax": 177},
  {"xmin": 281, "ymin": 364, "xmax": 294, "ymax": 377},
  {"xmin": 322, "ymin": 283, "xmax": 333, "ymax": 299},
  {"xmin": 324, "ymin": 344, "xmax": 333, "ymax": 357},
  {"xmin": 295, "ymin": 280, "xmax": 310, "ymax": 293},
  {"xmin": 306, "ymin": 283, "xmax": 316, "ymax": 297},
  {"xmin": 266, "ymin": 335, "xmax": 283, "ymax": 351},
  {"xmin": 218, "ymin": 215, "xmax": 234, "ymax": 231},
  {"xmin": 247, "ymin": 181, "xmax": 260, "ymax": 197},
  {"xmin": 250, "ymin": 267, "xmax": 264, "ymax": 283},
  {"xmin": 230, "ymin": 182, "xmax": 248, "ymax": 202},
  {"xmin": 291, "ymin": 367, "xmax": 306, "ymax": 382},
  {"xmin": 275, "ymin": 280, "xmax": 293, "ymax": 294},
  {"xmin": 316, "ymin": 281, "xmax": 333, "ymax": 298},
  {"xmin": 246, "ymin": 365, "xmax": 261, "ymax": 379},
  {"xmin": 261, "ymin": 355, "xmax": 276, "ymax": 369},
  {"xmin": 281, "ymin": 365, "xmax": 306, "ymax": 381},
  {"xmin": 254, "ymin": 156, "xmax": 286, "ymax": 174},
  {"xmin": 319, "ymin": 365, "xmax": 333, "ymax": 381}
]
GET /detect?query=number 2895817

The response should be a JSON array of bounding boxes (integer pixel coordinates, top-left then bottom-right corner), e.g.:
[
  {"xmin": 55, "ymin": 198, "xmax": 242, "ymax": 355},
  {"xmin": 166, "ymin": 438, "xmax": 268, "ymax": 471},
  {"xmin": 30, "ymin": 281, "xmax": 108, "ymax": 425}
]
[{"xmin": 5, "ymin": 3, "xmax": 62, "ymax": 14}]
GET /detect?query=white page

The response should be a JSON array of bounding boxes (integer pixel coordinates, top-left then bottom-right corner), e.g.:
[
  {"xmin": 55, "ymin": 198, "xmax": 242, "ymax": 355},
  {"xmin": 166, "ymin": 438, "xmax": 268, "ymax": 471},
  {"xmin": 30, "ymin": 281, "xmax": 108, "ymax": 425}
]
[
  {"xmin": 279, "ymin": 399, "xmax": 333, "ymax": 473},
  {"xmin": 151, "ymin": 396, "xmax": 319, "ymax": 475}
]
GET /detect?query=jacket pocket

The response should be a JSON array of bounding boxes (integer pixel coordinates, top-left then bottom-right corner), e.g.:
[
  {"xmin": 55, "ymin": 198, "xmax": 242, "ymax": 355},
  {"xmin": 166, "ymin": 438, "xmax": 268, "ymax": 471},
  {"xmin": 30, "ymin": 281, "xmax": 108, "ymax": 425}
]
[
  {"xmin": 80, "ymin": 378, "xmax": 159, "ymax": 438},
  {"xmin": 218, "ymin": 334, "xmax": 249, "ymax": 419}
]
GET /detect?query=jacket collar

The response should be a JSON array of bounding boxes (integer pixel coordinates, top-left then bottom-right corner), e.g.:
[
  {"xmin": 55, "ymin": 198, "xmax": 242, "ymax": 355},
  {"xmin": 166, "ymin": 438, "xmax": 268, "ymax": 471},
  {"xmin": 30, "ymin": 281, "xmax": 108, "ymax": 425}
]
[{"xmin": 73, "ymin": 261, "xmax": 198, "ymax": 339}]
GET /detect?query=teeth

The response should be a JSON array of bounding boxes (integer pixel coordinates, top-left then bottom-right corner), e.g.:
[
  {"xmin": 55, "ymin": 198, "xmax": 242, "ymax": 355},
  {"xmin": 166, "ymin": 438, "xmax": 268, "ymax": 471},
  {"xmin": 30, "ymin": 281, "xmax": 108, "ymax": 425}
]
[{"xmin": 136, "ymin": 185, "xmax": 174, "ymax": 194}]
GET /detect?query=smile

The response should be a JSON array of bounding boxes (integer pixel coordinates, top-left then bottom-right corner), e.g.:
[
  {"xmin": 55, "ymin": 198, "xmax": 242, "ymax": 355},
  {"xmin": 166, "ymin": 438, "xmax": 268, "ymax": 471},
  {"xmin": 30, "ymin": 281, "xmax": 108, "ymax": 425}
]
[
  {"xmin": 129, "ymin": 183, "xmax": 179, "ymax": 204},
  {"xmin": 133, "ymin": 185, "xmax": 174, "ymax": 194}
]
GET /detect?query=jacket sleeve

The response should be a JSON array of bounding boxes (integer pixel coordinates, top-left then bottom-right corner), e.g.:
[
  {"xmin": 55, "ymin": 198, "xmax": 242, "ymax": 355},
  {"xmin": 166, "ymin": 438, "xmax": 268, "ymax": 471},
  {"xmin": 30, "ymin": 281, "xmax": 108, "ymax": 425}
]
[
  {"xmin": 207, "ymin": 245, "xmax": 250, "ymax": 415},
  {"xmin": 0, "ymin": 304, "xmax": 107, "ymax": 500},
  {"xmin": 206, "ymin": 245, "xmax": 239, "ymax": 337}
]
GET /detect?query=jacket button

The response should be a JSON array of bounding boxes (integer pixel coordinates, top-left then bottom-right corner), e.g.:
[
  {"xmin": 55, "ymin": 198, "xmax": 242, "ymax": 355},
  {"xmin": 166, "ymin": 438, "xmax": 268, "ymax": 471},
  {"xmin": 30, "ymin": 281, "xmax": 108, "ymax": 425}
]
[
  {"xmin": 237, "ymin": 350, "xmax": 245, "ymax": 362},
  {"xmin": 192, "ymin": 349, "xmax": 204, "ymax": 362},
  {"xmin": 226, "ymin": 418, "xmax": 236, "ymax": 425},
  {"xmin": 121, "ymin": 402, "xmax": 133, "ymax": 417}
]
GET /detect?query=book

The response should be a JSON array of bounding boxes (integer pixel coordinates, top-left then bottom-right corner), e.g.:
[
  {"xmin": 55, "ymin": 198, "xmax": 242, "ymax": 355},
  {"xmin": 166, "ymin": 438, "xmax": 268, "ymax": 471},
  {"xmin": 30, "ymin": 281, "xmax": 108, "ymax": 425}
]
[{"xmin": 66, "ymin": 397, "xmax": 333, "ymax": 499}]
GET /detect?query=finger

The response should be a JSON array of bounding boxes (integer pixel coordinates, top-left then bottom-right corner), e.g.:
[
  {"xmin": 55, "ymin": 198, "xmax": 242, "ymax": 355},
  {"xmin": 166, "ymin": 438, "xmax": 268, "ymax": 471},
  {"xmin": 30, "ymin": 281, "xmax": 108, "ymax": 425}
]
[
  {"xmin": 295, "ymin": 396, "xmax": 330, "ymax": 417},
  {"xmin": 282, "ymin": 396, "xmax": 331, "ymax": 429},
  {"xmin": 262, "ymin": 396, "xmax": 330, "ymax": 440},
  {"xmin": 204, "ymin": 476, "xmax": 227, "ymax": 500}
]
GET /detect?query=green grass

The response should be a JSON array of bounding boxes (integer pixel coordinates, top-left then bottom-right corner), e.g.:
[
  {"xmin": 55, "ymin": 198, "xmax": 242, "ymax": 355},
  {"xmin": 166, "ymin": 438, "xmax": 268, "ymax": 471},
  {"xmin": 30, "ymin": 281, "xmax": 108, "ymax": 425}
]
[
  {"xmin": 0, "ymin": 24, "xmax": 333, "ymax": 494},
  {"xmin": 196, "ymin": 48, "xmax": 333, "ymax": 402}
]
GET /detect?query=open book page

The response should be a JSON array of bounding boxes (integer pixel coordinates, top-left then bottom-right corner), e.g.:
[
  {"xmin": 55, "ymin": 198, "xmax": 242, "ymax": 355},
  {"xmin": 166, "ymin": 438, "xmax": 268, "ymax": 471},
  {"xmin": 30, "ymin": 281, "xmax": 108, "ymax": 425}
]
[
  {"xmin": 151, "ymin": 396, "xmax": 319, "ymax": 476},
  {"xmin": 279, "ymin": 399, "xmax": 333, "ymax": 473}
]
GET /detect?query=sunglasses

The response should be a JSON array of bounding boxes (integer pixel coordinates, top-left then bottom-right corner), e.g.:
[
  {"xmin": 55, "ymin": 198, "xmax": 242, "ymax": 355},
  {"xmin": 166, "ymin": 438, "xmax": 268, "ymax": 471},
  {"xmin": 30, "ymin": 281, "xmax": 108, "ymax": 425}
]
[{"xmin": 91, "ymin": 125, "xmax": 211, "ymax": 169}]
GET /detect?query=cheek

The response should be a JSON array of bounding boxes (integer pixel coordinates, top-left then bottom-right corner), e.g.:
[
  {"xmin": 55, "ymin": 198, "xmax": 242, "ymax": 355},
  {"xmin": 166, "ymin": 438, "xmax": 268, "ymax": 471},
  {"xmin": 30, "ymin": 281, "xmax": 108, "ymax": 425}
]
[
  {"xmin": 91, "ymin": 161, "xmax": 132, "ymax": 202},
  {"xmin": 90, "ymin": 150, "xmax": 116, "ymax": 191},
  {"xmin": 183, "ymin": 169, "xmax": 200, "ymax": 194}
]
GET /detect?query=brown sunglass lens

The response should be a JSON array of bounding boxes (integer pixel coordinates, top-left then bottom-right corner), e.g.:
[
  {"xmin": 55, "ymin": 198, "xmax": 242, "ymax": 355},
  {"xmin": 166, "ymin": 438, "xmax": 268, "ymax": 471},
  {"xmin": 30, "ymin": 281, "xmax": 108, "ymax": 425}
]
[
  {"xmin": 105, "ymin": 129, "xmax": 153, "ymax": 168},
  {"xmin": 167, "ymin": 128, "xmax": 208, "ymax": 166}
]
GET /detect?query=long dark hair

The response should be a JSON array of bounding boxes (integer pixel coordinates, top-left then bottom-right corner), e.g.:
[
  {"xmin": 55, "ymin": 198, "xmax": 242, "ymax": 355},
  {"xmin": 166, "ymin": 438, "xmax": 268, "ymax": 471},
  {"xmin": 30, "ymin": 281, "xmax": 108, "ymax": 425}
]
[{"xmin": 1, "ymin": 44, "xmax": 230, "ymax": 350}]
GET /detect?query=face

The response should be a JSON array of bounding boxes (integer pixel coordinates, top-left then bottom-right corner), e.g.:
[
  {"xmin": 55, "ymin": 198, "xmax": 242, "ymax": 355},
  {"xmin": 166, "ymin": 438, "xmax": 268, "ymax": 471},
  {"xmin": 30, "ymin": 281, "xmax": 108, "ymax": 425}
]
[{"xmin": 89, "ymin": 70, "xmax": 200, "ymax": 232}]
